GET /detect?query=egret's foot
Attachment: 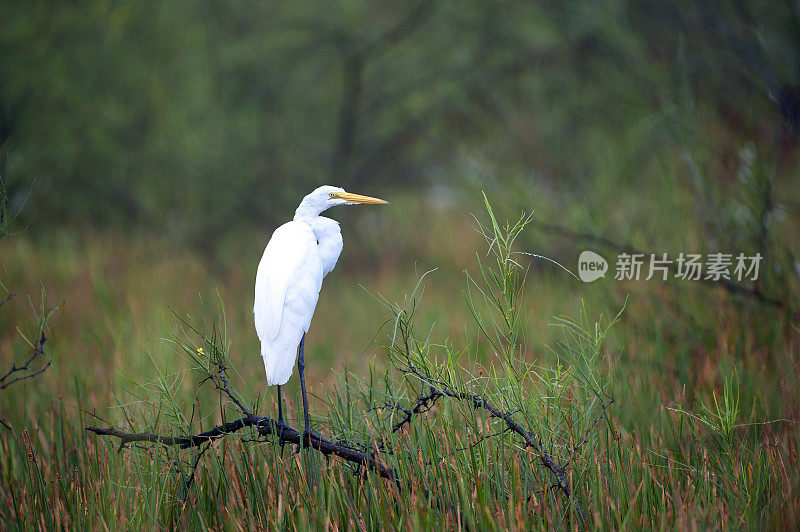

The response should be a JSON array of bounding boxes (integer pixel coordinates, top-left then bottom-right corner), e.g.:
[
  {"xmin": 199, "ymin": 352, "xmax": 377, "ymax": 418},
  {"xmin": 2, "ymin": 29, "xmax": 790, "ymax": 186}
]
[
  {"xmin": 274, "ymin": 419, "xmax": 291, "ymax": 453},
  {"xmin": 294, "ymin": 429, "xmax": 323, "ymax": 453}
]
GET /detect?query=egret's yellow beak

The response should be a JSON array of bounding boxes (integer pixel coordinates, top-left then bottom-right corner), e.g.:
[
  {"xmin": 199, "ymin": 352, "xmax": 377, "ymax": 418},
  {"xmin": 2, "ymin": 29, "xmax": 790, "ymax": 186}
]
[{"xmin": 335, "ymin": 192, "xmax": 390, "ymax": 205}]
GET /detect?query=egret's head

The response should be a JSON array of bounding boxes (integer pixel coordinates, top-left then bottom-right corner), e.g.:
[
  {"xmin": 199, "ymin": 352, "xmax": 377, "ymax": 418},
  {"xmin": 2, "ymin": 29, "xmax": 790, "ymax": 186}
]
[{"xmin": 295, "ymin": 185, "xmax": 389, "ymax": 218}]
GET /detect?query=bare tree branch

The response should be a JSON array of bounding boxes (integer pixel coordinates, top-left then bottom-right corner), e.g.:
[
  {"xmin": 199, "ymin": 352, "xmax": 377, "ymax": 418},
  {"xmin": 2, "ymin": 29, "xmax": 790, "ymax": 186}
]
[
  {"xmin": 395, "ymin": 368, "xmax": 589, "ymax": 528},
  {"xmin": 0, "ymin": 291, "xmax": 17, "ymax": 310},
  {"xmin": 452, "ymin": 427, "xmax": 512, "ymax": 455},
  {"xmin": 86, "ymin": 415, "xmax": 398, "ymax": 481},
  {"xmin": 181, "ymin": 442, "xmax": 211, "ymax": 503},
  {"xmin": 87, "ymin": 352, "xmax": 399, "ymax": 479},
  {"xmin": 571, "ymin": 398, "xmax": 615, "ymax": 458},
  {"xmin": 0, "ymin": 329, "xmax": 52, "ymax": 430},
  {"xmin": 385, "ymin": 387, "xmax": 445, "ymax": 433},
  {"xmin": 0, "ymin": 332, "xmax": 51, "ymax": 391}
]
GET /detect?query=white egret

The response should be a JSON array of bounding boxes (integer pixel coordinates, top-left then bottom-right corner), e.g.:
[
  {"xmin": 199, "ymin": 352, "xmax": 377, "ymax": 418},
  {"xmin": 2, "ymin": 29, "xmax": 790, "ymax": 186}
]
[{"xmin": 254, "ymin": 185, "xmax": 389, "ymax": 445}]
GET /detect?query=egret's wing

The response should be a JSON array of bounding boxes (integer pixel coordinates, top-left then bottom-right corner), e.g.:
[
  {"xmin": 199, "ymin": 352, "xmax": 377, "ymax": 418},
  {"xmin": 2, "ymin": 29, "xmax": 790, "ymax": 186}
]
[{"xmin": 254, "ymin": 221, "xmax": 318, "ymax": 341}]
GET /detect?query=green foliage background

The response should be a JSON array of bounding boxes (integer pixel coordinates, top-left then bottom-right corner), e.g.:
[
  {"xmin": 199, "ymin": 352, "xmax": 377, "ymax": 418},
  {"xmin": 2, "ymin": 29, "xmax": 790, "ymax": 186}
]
[{"xmin": 3, "ymin": 1, "xmax": 798, "ymax": 241}]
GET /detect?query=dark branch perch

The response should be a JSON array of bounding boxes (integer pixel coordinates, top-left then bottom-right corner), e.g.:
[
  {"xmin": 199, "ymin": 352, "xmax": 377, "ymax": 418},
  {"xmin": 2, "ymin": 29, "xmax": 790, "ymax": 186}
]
[
  {"xmin": 84, "ymin": 334, "xmax": 600, "ymax": 528},
  {"xmin": 86, "ymin": 358, "xmax": 398, "ymax": 480},
  {"xmin": 86, "ymin": 416, "xmax": 398, "ymax": 481},
  {"xmin": 84, "ymin": 370, "xmax": 602, "ymax": 529}
]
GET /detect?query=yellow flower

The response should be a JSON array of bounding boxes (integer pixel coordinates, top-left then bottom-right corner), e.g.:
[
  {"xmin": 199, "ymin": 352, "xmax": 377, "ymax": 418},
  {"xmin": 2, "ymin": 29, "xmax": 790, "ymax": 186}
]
[{"xmin": 196, "ymin": 347, "xmax": 205, "ymax": 356}]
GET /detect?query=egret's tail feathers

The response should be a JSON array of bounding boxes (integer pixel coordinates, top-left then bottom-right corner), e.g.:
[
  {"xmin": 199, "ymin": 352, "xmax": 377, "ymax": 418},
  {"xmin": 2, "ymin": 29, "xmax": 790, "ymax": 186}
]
[
  {"xmin": 261, "ymin": 341, "xmax": 299, "ymax": 386},
  {"xmin": 257, "ymin": 292, "xmax": 309, "ymax": 386}
]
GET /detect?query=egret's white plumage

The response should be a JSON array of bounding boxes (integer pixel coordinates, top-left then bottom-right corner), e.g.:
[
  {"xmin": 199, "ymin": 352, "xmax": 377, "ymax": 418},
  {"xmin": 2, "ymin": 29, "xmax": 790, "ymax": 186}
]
[
  {"xmin": 255, "ymin": 220, "xmax": 323, "ymax": 384},
  {"xmin": 254, "ymin": 185, "xmax": 387, "ymax": 387}
]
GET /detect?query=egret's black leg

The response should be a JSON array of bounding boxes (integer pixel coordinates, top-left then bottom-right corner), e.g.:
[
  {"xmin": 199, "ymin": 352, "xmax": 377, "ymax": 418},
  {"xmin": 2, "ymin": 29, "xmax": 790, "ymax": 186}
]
[
  {"xmin": 275, "ymin": 385, "xmax": 287, "ymax": 450},
  {"xmin": 277, "ymin": 385, "xmax": 284, "ymax": 425},
  {"xmin": 297, "ymin": 333, "xmax": 313, "ymax": 448}
]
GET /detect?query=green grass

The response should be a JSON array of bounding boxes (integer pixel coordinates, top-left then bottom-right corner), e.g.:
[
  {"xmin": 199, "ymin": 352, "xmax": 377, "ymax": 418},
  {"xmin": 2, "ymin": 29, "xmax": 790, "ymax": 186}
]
[{"xmin": 0, "ymin": 195, "xmax": 798, "ymax": 529}]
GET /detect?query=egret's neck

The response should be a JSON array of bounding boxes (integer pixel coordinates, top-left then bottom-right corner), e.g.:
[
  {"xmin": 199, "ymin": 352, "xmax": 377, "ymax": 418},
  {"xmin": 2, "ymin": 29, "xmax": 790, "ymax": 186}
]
[
  {"xmin": 302, "ymin": 216, "xmax": 343, "ymax": 278},
  {"xmin": 294, "ymin": 196, "xmax": 328, "ymax": 220}
]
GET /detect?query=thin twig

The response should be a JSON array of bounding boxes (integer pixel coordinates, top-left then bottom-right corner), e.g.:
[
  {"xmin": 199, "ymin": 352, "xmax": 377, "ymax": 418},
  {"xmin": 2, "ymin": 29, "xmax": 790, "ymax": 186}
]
[
  {"xmin": 0, "ymin": 291, "xmax": 17, "ymax": 309},
  {"xmin": 389, "ymin": 387, "xmax": 445, "ymax": 432},
  {"xmin": 182, "ymin": 442, "xmax": 211, "ymax": 495},
  {"xmin": 0, "ymin": 333, "xmax": 51, "ymax": 391},
  {"xmin": 572, "ymin": 398, "xmax": 615, "ymax": 456},
  {"xmin": 197, "ymin": 357, "xmax": 254, "ymax": 417},
  {"xmin": 451, "ymin": 427, "xmax": 512, "ymax": 455}
]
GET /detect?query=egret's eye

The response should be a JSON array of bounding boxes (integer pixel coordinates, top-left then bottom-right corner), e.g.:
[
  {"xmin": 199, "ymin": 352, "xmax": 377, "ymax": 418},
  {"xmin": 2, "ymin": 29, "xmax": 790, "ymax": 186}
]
[{"xmin": 329, "ymin": 193, "xmax": 336, "ymax": 199}]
